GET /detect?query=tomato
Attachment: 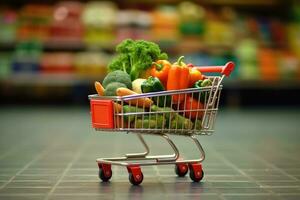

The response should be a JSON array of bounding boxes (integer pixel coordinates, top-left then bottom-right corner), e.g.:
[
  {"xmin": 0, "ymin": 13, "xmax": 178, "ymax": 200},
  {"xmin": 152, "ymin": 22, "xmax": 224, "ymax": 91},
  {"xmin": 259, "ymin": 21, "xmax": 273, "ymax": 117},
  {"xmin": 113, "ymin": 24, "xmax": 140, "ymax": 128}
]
[{"xmin": 180, "ymin": 96, "xmax": 204, "ymax": 119}]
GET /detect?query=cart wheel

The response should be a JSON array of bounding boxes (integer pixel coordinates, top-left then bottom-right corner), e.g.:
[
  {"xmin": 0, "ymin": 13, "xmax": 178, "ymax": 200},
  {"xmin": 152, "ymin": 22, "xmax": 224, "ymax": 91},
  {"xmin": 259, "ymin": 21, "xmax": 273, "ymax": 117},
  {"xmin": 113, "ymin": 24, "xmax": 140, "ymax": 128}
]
[
  {"xmin": 129, "ymin": 172, "xmax": 143, "ymax": 185},
  {"xmin": 127, "ymin": 165, "xmax": 143, "ymax": 185},
  {"xmin": 175, "ymin": 163, "xmax": 188, "ymax": 177},
  {"xmin": 98, "ymin": 163, "xmax": 112, "ymax": 182},
  {"xmin": 189, "ymin": 163, "xmax": 204, "ymax": 182}
]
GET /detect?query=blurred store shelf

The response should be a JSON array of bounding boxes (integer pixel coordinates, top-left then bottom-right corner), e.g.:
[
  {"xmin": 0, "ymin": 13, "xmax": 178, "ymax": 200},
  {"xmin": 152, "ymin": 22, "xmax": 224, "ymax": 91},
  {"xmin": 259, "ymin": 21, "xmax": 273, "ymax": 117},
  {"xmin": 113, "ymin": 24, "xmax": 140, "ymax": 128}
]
[
  {"xmin": 0, "ymin": 73, "xmax": 102, "ymax": 86},
  {"xmin": 115, "ymin": 0, "xmax": 281, "ymax": 6},
  {"xmin": 202, "ymin": 0, "xmax": 280, "ymax": 6},
  {"xmin": 0, "ymin": 0, "xmax": 299, "ymax": 106}
]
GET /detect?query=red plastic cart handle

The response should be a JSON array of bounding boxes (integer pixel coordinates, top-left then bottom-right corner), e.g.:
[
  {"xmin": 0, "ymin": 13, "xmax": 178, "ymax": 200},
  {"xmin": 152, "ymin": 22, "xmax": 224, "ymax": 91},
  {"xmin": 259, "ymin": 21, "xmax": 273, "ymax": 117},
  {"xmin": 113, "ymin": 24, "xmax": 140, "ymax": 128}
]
[{"xmin": 194, "ymin": 61, "xmax": 235, "ymax": 77}]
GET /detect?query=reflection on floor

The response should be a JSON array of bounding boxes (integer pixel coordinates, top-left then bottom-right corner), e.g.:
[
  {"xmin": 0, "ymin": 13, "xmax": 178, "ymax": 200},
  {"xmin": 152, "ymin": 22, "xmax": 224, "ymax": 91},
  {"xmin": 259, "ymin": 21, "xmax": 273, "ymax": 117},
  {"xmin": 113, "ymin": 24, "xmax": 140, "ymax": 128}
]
[{"xmin": 0, "ymin": 107, "xmax": 299, "ymax": 200}]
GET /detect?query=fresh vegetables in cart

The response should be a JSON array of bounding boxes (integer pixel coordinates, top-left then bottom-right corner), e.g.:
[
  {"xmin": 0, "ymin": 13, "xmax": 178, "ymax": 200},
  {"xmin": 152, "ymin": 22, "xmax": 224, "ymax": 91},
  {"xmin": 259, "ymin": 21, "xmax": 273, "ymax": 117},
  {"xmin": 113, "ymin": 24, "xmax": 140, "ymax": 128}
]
[
  {"xmin": 89, "ymin": 39, "xmax": 235, "ymax": 186},
  {"xmin": 92, "ymin": 39, "xmax": 233, "ymax": 133}
]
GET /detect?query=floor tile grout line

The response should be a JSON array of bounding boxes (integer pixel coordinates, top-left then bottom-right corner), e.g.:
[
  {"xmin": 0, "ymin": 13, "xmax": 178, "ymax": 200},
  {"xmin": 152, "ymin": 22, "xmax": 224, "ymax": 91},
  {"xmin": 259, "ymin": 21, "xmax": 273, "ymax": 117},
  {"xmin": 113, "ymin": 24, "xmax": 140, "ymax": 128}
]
[
  {"xmin": 0, "ymin": 127, "xmax": 86, "ymax": 190},
  {"xmin": 0, "ymin": 143, "xmax": 61, "ymax": 191},
  {"xmin": 246, "ymin": 151, "xmax": 300, "ymax": 182},
  {"xmin": 228, "ymin": 145, "xmax": 300, "ymax": 182},
  {"xmin": 153, "ymin": 165, "xmax": 161, "ymax": 182},
  {"xmin": 211, "ymin": 149, "xmax": 281, "ymax": 199},
  {"xmin": 44, "ymin": 139, "xmax": 90, "ymax": 200},
  {"xmin": 0, "ymin": 139, "xmax": 34, "ymax": 161}
]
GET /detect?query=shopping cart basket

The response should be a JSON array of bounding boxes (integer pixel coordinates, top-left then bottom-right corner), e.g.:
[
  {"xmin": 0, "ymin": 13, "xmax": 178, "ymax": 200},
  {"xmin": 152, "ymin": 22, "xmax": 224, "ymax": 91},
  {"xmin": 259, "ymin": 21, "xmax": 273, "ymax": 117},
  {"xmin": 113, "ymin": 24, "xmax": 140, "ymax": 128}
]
[{"xmin": 89, "ymin": 62, "xmax": 234, "ymax": 185}]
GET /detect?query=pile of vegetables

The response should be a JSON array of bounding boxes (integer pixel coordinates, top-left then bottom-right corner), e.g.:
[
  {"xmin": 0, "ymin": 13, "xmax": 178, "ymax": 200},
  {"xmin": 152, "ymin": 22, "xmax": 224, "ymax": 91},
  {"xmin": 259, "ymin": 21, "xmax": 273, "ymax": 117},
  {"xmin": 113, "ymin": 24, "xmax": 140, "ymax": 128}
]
[{"xmin": 94, "ymin": 39, "xmax": 213, "ymax": 133}]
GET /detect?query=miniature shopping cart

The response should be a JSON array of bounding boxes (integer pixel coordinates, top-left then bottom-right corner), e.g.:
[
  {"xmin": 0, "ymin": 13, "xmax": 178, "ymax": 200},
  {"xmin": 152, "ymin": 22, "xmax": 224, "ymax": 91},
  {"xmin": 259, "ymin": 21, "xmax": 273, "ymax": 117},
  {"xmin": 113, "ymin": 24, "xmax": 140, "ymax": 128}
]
[{"xmin": 89, "ymin": 62, "xmax": 234, "ymax": 185}]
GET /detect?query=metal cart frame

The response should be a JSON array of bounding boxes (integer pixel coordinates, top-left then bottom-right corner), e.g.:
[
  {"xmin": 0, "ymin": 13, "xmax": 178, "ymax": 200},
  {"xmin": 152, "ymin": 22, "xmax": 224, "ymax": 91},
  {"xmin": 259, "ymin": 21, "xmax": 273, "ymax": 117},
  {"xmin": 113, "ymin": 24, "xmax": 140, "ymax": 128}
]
[{"xmin": 89, "ymin": 62, "xmax": 234, "ymax": 185}]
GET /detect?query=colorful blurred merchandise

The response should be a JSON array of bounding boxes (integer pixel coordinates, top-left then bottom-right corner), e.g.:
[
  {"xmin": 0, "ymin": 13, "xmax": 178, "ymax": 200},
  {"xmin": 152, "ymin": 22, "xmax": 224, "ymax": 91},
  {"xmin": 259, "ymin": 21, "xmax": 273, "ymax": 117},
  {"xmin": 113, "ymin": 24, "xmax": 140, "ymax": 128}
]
[
  {"xmin": 178, "ymin": 1, "xmax": 205, "ymax": 36},
  {"xmin": 17, "ymin": 4, "xmax": 52, "ymax": 41},
  {"xmin": 269, "ymin": 20, "xmax": 286, "ymax": 48},
  {"xmin": 279, "ymin": 51, "xmax": 299, "ymax": 79},
  {"xmin": 116, "ymin": 10, "xmax": 152, "ymax": 42},
  {"xmin": 73, "ymin": 51, "xmax": 109, "ymax": 76},
  {"xmin": 49, "ymin": 1, "xmax": 83, "ymax": 43},
  {"xmin": 12, "ymin": 41, "xmax": 42, "ymax": 73},
  {"xmin": 0, "ymin": 1, "xmax": 299, "ymax": 83},
  {"xmin": 235, "ymin": 38, "xmax": 259, "ymax": 80},
  {"xmin": 258, "ymin": 48, "xmax": 279, "ymax": 81},
  {"xmin": 0, "ymin": 9, "xmax": 17, "ymax": 43},
  {"xmin": 204, "ymin": 10, "xmax": 236, "ymax": 48},
  {"xmin": 287, "ymin": 23, "xmax": 300, "ymax": 58},
  {"xmin": 151, "ymin": 6, "xmax": 179, "ymax": 42},
  {"xmin": 82, "ymin": 1, "xmax": 117, "ymax": 45},
  {"xmin": 291, "ymin": 2, "xmax": 300, "ymax": 22},
  {"xmin": 40, "ymin": 52, "xmax": 74, "ymax": 73},
  {"xmin": 0, "ymin": 53, "xmax": 12, "ymax": 78}
]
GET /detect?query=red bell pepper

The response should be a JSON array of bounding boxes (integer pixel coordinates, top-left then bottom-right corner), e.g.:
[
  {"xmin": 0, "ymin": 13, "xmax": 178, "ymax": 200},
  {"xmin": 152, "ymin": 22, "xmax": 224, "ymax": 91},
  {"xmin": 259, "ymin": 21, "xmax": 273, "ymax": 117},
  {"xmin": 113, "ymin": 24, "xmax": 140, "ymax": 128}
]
[{"xmin": 180, "ymin": 95, "xmax": 204, "ymax": 120}]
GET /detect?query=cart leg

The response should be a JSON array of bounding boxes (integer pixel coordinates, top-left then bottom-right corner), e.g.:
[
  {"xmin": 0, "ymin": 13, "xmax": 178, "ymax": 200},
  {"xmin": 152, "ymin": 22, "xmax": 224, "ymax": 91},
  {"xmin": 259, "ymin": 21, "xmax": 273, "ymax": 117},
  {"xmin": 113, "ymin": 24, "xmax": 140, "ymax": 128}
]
[
  {"xmin": 125, "ymin": 133, "xmax": 150, "ymax": 158},
  {"xmin": 98, "ymin": 163, "xmax": 112, "ymax": 182},
  {"xmin": 156, "ymin": 134, "xmax": 180, "ymax": 162},
  {"xmin": 190, "ymin": 135, "xmax": 205, "ymax": 162},
  {"xmin": 127, "ymin": 165, "xmax": 143, "ymax": 185}
]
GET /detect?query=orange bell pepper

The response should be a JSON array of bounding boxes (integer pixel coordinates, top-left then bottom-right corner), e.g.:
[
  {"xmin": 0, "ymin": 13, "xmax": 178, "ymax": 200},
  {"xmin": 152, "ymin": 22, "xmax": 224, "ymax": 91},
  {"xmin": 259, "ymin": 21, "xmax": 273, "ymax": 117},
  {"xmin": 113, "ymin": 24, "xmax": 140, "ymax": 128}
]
[
  {"xmin": 189, "ymin": 68, "xmax": 203, "ymax": 87},
  {"xmin": 187, "ymin": 63, "xmax": 203, "ymax": 87},
  {"xmin": 150, "ymin": 60, "xmax": 171, "ymax": 87},
  {"xmin": 167, "ymin": 56, "xmax": 190, "ymax": 104}
]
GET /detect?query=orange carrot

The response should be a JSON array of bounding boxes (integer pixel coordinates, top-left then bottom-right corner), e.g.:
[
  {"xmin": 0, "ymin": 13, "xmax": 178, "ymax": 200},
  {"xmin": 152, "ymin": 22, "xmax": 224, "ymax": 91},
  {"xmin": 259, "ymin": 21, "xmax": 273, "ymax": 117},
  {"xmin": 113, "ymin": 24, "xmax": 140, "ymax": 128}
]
[
  {"xmin": 116, "ymin": 87, "xmax": 153, "ymax": 108},
  {"xmin": 113, "ymin": 103, "xmax": 122, "ymax": 113},
  {"xmin": 94, "ymin": 81, "xmax": 105, "ymax": 96}
]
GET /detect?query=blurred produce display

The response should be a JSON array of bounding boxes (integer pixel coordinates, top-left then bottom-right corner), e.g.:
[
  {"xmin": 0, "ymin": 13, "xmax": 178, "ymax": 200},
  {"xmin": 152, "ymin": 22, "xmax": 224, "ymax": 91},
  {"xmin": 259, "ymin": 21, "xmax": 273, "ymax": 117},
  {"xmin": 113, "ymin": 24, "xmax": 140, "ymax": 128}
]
[{"xmin": 0, "ymin": 0, "xmax": 300, "ymax": 90}]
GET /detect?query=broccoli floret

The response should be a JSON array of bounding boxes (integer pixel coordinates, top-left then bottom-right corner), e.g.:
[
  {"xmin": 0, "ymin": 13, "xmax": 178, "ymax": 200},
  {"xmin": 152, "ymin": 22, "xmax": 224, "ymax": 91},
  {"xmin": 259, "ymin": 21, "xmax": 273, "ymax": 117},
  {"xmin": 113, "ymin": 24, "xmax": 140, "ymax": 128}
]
[
  {"xmin": 102, "ymin": 70, "xmax": 132, "ymax": 89},
  {"xmin": 108, "ymin": 54, "xmax": 131, "ymax": 74},
  {"xmin": 104, "ymin": 82, "xmax": 127, "ymax": 96},
  {"xmin": 108, "ymin": 39, "xmax": 168, "ymax": 80}
]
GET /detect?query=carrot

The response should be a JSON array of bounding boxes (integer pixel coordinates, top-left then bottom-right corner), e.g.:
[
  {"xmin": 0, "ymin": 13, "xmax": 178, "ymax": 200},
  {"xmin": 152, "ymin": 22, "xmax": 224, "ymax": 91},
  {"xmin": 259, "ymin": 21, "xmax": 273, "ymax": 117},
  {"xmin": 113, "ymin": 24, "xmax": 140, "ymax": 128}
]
[
  {"xmin": 116, "ymin": 87, "xmax": 153, "ymax": 108},
  {"xmin": 94, "ymin": 81, "xmax": 105, "ymax": 96},
  {"xmin": 113, "ymin": 103, "xmax": 122, "ymax": 113},
  {"xmin": 115, "ymin": 116, "xmax": 129, "ymax": 128}
]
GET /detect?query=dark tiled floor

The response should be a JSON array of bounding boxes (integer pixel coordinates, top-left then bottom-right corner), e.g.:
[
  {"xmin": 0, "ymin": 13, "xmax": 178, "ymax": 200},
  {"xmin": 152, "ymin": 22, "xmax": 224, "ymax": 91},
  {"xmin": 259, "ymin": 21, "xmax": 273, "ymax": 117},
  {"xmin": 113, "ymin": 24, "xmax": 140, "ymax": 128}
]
[{"xmin": 0, "ymin": 106, "xmax": 300, "ymax": 200}]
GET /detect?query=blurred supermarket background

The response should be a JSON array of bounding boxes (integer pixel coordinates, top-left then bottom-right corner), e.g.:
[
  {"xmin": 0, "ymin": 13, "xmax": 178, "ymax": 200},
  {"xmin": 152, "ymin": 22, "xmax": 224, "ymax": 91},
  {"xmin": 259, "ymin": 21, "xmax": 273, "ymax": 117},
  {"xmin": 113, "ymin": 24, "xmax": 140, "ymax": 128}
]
[{"xmin": 0, "ymin": 0, "xmax": 300, "ymax": 107}]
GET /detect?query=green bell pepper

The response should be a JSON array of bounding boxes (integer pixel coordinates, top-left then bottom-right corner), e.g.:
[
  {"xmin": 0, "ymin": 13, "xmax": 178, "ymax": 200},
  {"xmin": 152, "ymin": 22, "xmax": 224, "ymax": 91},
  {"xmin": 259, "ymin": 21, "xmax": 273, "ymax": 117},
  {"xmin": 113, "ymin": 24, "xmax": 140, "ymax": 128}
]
[
  {"xmin": 141, "ymin": 76, "xmax": 171, "ymax": 107},
  {"xmin": 193, "ymin": 79, "xmax": 212, "ymax": 103}
]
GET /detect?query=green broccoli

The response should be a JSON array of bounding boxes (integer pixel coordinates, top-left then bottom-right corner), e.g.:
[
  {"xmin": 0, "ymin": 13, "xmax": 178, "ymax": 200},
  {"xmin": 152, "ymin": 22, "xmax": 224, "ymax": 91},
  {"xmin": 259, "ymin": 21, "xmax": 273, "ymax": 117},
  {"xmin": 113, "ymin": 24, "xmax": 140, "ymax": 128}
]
[
  {"xmin": 104, "ymin": 82, "xmax": 127, "ymax": 96},
  {"xmin": 108, "ymin": 39, "xmax": 168, "ymax": 80},
  {"xmin": 107, "ymin": 54, "xmax": 131, "ymax": 74},
  {"xmin": 102, "ymin": 70, "xmax": 132, "ymax": 89}
]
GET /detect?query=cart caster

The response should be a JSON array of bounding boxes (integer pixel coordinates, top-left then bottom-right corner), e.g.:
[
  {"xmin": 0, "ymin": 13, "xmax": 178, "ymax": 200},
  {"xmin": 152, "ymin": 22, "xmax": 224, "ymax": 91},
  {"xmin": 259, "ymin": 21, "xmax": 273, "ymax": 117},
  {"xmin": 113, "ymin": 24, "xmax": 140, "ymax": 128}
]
[
  {"xmin": 98, "ymin": 163, "xmax": 112, "ymax": 182},
  {"xmin": 127, "ymin": 165, "xmax": 143, "ymax": 185},
  {"xmin": 189, "ymin": 163, "xmax": 204, "ymax": 182},
  {"xmin": 175, "ymin": 163, "xmax": 188, "ymax": 177}
]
